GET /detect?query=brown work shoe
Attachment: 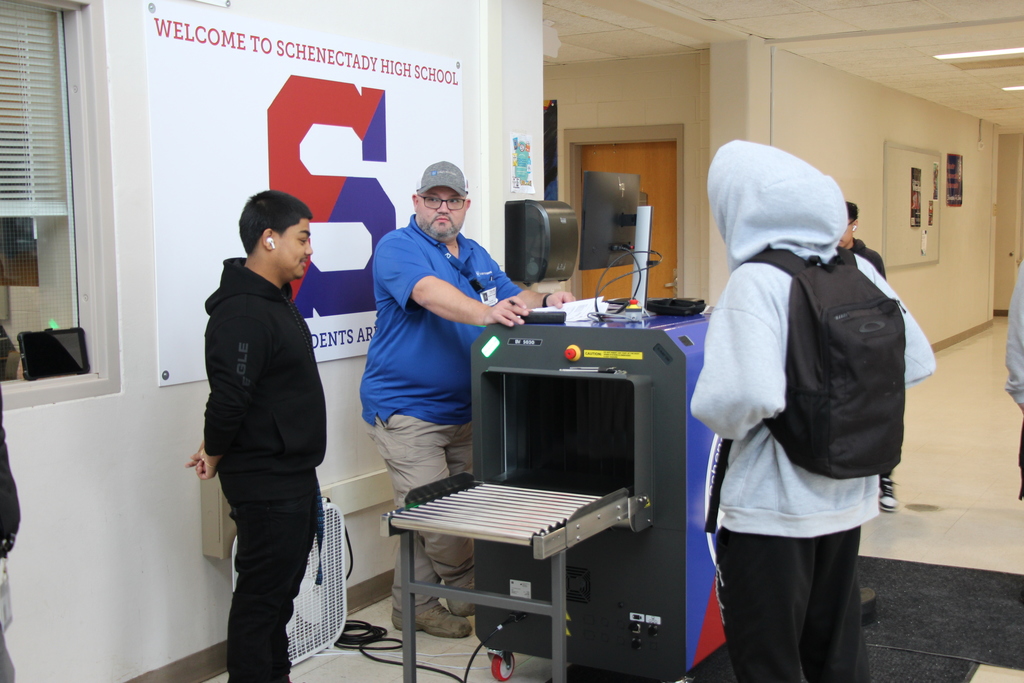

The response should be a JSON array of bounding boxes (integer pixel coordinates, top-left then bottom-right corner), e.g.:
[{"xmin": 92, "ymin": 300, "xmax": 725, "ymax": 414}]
[
  {"xmin": 447, "ymin": 579, "xmax": 475, "ymax": 617},
  {"xmin": 391, "ymin": 605, "xmax": 472, "ymax": 638}
]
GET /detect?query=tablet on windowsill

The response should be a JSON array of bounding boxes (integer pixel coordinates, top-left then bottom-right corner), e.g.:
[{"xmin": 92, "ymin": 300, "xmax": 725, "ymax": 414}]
[{"xmin": 17, "ymin": 328, "xmax": 90, "ymax": 381}]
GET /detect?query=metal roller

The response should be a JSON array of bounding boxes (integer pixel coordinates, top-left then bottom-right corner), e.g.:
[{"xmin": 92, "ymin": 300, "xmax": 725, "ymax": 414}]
[
  {"xmin": 397, "ymin": 506, "xmax": 554, "ymax": 533},
  {"xmin": 417, "ymin": 501, "xmax": 565, "ymax": 530},
  {"xmin": 392, "ymin": 516, "xmax": 535, "ymax": 546},
  {"xmin": 446, "ymin": 493, "xmax": 590, "ymax": 516}
]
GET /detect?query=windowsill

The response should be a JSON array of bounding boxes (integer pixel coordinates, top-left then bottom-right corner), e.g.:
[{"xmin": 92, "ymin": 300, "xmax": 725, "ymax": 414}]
[{"xmin": 1, "ymin": 371, "xmax": 119, "ymax": 410}]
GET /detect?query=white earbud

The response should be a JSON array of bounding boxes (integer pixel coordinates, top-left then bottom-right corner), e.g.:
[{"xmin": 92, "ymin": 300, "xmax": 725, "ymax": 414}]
[{"xmin": 266, "ymin": 237, "xmax": 276, "ymax": 250}]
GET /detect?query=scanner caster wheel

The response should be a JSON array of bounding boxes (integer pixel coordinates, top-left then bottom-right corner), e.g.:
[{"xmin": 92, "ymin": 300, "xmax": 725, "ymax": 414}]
[{"xmin": 488, "ymin": 650, "xmax": 515, "ymax": 681}]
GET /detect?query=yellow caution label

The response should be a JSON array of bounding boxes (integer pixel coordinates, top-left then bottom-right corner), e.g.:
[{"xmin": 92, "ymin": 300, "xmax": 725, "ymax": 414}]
[{"xmin": 583, "ymin": 350, "xmax": 643, "ymax": 360}]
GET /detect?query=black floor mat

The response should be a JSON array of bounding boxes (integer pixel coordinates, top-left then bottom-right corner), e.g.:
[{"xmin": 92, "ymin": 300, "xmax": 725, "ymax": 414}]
[
  {"xmin": 858, "ymin": 555, "xmax": 1024, "ymax": 670},
  {"xmin": 545, "ymin": 557, "xmax": 1023, "ymax": 682}
]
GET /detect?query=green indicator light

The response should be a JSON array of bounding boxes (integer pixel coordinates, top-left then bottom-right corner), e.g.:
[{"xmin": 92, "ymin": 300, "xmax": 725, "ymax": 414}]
[
  {"xmin": 481, "ymin": 335, "xmax": 500, "ymax": 358},
  {"xmin": 48, "ymin": 319, "xmax": 59, "ymax": 329}
]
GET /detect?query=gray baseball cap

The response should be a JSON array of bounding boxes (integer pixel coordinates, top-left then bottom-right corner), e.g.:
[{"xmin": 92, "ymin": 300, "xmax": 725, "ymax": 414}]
[{"xmin": 417, "ymin": 161, "xmax": 468, "ymax": 196}]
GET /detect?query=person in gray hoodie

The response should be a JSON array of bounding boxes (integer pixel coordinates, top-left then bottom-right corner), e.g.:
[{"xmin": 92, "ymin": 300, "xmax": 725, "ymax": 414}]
[
  {"xmin": 1003, "ymin": 260, "xmax": 1024, "ymax": 603},
  {"xmin": 692, "ymin": 141, "xmax": 935, "ymax": 683}
]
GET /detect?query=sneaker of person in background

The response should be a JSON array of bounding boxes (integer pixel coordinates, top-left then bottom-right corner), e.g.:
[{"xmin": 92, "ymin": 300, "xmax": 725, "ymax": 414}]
[{"xmin": 879, "ymin": 475, "xmax": 898, "ymax": 512}]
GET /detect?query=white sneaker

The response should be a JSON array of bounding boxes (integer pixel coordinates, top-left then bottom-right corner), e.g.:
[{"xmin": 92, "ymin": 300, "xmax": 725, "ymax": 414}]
[{"xmin": 879, "ymin": 477, "xmax": 898, "ymax": 512}]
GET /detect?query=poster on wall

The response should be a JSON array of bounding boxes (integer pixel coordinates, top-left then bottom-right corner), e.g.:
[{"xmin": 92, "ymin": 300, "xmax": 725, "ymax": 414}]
[
  {"xmin": 946, "ymin": 154, "xmax": 963, "ymax": 207},
  {"xmin": 932, "ymin": 162, "xmax": 939, "ymax": 200},
  {"xmin": 145, "ymin": 0, "xmax": 464, "ymax": 386},
  {"xmin": 543, "ymin": 100, "xmax": 557, "ymax": 200},
  {"xmin": 910, "ymin": 167, "xmax": 921, "ymax": 228},
  {"xmin": 510, "ymin": 133, "xmax": 535, "ymax": 193}
]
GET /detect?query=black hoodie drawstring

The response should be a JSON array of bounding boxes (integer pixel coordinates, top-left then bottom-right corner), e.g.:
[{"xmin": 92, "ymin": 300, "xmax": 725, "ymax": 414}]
[{"xmin": 283, "ymin": 293, "xmax": 316, "ymax": 363}]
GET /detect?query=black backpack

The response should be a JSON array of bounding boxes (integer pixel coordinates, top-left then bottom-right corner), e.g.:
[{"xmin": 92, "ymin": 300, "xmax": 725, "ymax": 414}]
[{"xmin": 748, "ymin": 246, "xmax": 906, "ymax": 479}]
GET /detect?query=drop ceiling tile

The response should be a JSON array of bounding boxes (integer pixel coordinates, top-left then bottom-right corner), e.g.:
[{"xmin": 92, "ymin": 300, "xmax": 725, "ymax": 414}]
[
  {"xmin": 560, "ymin": 29, "xmax": 695, "ymax": 57},
  {"xmin": 823, "ymin": 2, "xmax": 956, "ymax": 31},
  {"xmin": 814, "ymin": 47, "xmax": 941, "ymax": 69},
  {"xmin": 788, "ymin": 38, "xmax": 912, "ymax": 55},
  {"xmin": 724, "ymin": 12, "xmax": 858, "ymax": 39},
  {"xmin": 544, "ymin": 0, "xmax": 653, "ymax": 29},
  {"xmin": 917, "ymin": 0, "xmax": 1024, "ymax": 22},
  {"xmin": 543, "ymin": 6, "xmax": 623, "ymax": 36},
  {"xmin": 796, "ymin": 0, "xmax": 911, "ymax": 10},
  {"xmin": 653, "ymin": 0, "xmax": 810, "ymax": 21},
  {"xmin": 544, "ymin": 42, "xmax": 619, "ymax": 64},
  {"xmin": 635, "ymin": 26, "xmax": 705, "ymax": 48},
  {"xmin": 867, "ymin": 66, "xmax": 971, "ymax": 84},
  {"xmin": 966, "ymin": 65, "xmax": 1024, "ymax": 84},
  {"xmin": 827, "ymin": 55, "xmax": 950, "ymax": 74},
  {"xmin": 901, "ymin": 24, "xmax": 1024, "ymax": 50}
]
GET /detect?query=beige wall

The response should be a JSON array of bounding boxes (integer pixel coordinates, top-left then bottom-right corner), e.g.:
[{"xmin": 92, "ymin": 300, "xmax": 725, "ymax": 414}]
[
  {"xmin": 544, "ymin": 54, "xmax": 711, "ymax": 300},
  {"xmin": 771, "ymin": 49, "xmax": 996, "ymax": 345}
]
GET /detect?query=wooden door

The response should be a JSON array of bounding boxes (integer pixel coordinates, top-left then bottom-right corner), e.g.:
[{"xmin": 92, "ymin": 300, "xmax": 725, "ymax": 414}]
[{"xmin": 578, "ymin": 141, "xmax": 677, "ymax": 301}]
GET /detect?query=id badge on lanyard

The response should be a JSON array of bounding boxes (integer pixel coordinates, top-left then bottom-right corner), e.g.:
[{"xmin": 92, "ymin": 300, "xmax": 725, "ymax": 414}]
[
  {"xmin": 479, "ymin": 287, "xmax": 498, "ymax": 306},
  {"xmin": 437, "ymin": 243, "xmax": 499, "ymax": 306}
]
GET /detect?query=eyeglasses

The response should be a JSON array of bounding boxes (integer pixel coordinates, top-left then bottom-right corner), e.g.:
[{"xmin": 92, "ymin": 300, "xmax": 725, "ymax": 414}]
[{"xmin": 420, "ymin": 195, "xmax": 466, "ymax": 210}]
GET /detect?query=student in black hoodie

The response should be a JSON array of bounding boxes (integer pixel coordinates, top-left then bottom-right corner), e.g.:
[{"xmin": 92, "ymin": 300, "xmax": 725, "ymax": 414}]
[
  {"xmin": 840, "ymin": 201, "xmax": 885, "ymax": 278},
  {"xmin": 187, "ymin": 190, "xmax": 326, "ymax": 683},
  {"xmin": 0, "ymin": 384, "xmax": 19, "ymax": 683}
]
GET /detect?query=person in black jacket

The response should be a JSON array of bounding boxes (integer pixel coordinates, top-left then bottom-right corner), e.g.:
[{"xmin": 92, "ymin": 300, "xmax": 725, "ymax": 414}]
[
  {"xmin": 187, "ymin": 190, "xmax": 326, "ymax": 683},
  {"xmin": 840, "ymin": 201, "xmax": 886, "ymax": 278},
  {"xmin": 0, "ymin": 384, "xmax": 19, "ymax": 683}
]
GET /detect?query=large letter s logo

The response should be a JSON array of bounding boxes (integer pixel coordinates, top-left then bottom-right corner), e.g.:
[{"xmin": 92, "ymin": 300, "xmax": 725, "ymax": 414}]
[{"xmin": 268, "ymin": 75, "xmax": 395, "ymax": 317}]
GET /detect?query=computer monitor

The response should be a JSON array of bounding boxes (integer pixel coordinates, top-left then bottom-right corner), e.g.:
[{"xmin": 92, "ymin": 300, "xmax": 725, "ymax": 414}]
[{"xmin": 578, "ymin": 171, "xmax": 640, "ymax": 271}]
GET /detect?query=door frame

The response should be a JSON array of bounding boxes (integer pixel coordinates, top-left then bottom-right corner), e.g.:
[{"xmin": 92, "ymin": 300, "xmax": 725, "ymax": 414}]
[{"xmin": 564, "ymin": 125, "xmax": 689, "ymax": 300}]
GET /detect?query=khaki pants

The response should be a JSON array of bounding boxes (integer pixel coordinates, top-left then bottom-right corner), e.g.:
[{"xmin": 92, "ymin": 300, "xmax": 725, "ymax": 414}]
[{"xmin": 367, "ymin": 414, "xmax": 474, "ymax": 616}]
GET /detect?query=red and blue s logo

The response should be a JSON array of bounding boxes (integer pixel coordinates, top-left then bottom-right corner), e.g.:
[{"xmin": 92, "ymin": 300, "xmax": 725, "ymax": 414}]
[{"xmin": 268, "ymin": 75, "xmax": 395, "ymax": 317}]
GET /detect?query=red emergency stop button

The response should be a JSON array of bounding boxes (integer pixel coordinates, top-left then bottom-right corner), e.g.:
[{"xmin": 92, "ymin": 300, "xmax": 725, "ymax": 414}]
[{"xmin": 565, "ymin": 344, "xmax": 582, "ymax": 361}]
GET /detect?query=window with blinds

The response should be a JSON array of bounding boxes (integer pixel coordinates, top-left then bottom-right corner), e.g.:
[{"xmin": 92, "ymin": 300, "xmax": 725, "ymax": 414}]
[{"xmin": 0, "ymin": 0, "xmax": 76, "ymax": 381}]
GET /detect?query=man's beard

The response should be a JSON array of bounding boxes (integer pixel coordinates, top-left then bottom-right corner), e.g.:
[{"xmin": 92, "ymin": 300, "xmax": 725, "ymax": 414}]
[{"xmin": 417, "ymin": 214, "xmax": 462, "ymax": 242}]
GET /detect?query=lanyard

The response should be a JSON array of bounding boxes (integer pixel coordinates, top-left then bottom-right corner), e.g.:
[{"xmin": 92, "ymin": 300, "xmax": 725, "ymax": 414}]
[{"xmin": 412, "ymin": 225, "xmax": 484, "ymax": 293}]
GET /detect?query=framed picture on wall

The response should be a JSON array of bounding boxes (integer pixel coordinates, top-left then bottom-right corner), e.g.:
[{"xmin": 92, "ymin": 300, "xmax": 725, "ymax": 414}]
[
  {"xmin": 911, "ymin": 167, "xmax": 921, "ymax": 227},
  {"xmin": 544, "ymin": 99, "xmax": 557, "ymax": 200},
  {"xmin": 946, "ymin": 154, "xmax": 963, "ymax": 207}
]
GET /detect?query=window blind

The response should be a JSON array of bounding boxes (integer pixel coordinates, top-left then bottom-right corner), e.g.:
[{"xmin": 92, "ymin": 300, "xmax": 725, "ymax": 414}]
[{"xmin": 0, "ymin": 1, "xmax": 71, "ymax": 218}]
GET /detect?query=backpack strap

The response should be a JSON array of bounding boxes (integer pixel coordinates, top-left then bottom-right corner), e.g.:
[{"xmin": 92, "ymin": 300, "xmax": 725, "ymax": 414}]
[
  {"xmin": 747, "ymin": 246, "xmax": 857, "ymax": 274},
  {"xmin": 704, "ymin": 438, "xmax": 732, "ymax": 534},
  {"xmin": 835, "ymin": 246, "xmax": 857, "ymax": 267},
  {"xmin": 1018, "ymin": 419, "xmax": 1024, "ymax": 501},
  {"xmin": 746, "ymin": 248, "xmax": 810, "ymax": 276}
]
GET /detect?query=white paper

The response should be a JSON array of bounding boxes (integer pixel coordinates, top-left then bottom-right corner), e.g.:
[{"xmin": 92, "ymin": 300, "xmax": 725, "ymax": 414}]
[{"xmin": 534, "ymin": 297, "xmax": 607, "ymax": 322}]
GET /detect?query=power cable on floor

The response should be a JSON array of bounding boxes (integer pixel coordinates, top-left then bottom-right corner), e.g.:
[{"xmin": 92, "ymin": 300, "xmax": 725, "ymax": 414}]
[
  {"xmin": 334, "ymin": 619, "xmax": 463, "ymax": 682},
  {"xmin": 344, "ymin": 527, "xmax": 353, "ymax": 581},
  {"xmin": 866, "ymin": 642, "xmax": 1006, "ymax": 670},
  {"xmin": 334, "ymin": 613, "xmax": 527, "ymax": 683}
]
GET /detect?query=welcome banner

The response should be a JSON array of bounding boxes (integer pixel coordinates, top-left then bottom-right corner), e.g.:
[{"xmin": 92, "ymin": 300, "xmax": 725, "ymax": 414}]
[{"xmin": 146, "ymin": 1, "xmax": 463, "ymax": 386}]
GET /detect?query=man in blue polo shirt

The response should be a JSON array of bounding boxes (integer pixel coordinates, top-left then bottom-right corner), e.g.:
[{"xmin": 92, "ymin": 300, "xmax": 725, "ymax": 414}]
[{"xmin": 360, "ymin": 161, "xmax": 574, "ymax": 638}]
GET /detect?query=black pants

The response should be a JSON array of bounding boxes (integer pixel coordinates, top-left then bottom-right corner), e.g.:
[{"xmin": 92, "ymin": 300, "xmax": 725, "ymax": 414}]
[
  {"xmin": 227, "ymin": 491, "xmax": 318, "ymax": 683},
  {"xmin": 715, "ymin": 526, "xmax": 870, "ymax": 683}
]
